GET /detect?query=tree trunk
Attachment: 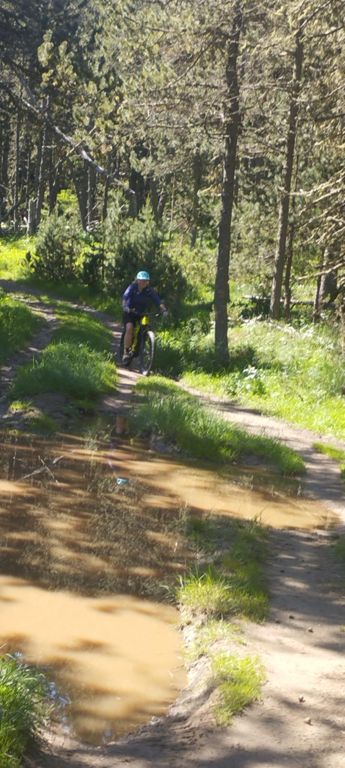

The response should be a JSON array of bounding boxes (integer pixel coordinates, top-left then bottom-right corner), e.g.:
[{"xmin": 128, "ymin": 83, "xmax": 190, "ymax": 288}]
[
  {"xmin": 270, "ymin": 22, "xmax": 303, "ymax": 319},
  {"xmin": 313, "ymin": 271, "xmax": 322, "ymax": 323},
  {"xmin": 191, "ymin": 149, "xmax": 203, "ymax": 247},
  {"xmin": 0, "ymin": 125, "xmax": 10, "ymax": 226},
  {"xmin": 214, "ymin": 2, "xmax": 243, "ymax": 363},
  {"xmin": 284, "ymin": 220, "xmax": 294, "ymax": 320},
  {"xmin": 13, "ymin": 107, "xmax": 22, "ymax": 232},
  {"xmin": 87, "ymin": 163, "xmax": 97, "ymax": 229},
  {"xmin": 35, "ymin": 106, "xmax": 49, "ymax": 230},
  {"xmin": 27, "ymin": 199, "xmax": 37, "ymax": 235},
  {"xmin": 69, "ymin": 160, "xmax": 88, "ymax": 230}
]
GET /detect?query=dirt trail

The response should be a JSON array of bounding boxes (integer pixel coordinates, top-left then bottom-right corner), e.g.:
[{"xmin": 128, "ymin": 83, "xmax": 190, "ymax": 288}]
[{"xmin": 1, "ymin": 283, "xmax": 345, "ymax": 768}]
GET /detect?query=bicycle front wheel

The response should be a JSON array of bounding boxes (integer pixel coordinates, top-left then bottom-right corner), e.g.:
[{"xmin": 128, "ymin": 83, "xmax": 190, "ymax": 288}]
[{"xmin": 139, "ymin": 330, "xmax": 155, "ymax": 376}]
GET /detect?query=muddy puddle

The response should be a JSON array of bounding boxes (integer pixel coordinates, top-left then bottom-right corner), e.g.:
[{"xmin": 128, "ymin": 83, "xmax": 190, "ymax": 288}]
[{"xmin": 0, "ymin": 430, "xmax": 338, "ymax": 744}]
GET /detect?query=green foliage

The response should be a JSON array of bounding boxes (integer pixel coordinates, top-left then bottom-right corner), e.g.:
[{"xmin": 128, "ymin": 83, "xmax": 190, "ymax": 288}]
[
  {"xmin": 178, "ymin": 569, "xmax": 234, "ymax": 618},
  {"xmin": 104, "ymin": 199, "xmax": 188, "ymax": 310},
  {"xmin": 32, "ymin": 209, "xmax": 83, "ymax": 282},
  {"xmin": 0, "ymin": 236, "xmax": 32, "ymax": 280},
  {"xmin": 52, "ymin": 303, "xmax": 113, "ymax": 352},
  {"xmin": 0, "ymin": 293, "xmax": 41, "ymax": 363},
  {"xmin": 212, "ymin": 654, "xmax": 265, "ymax": 725},
  {"xmin": 0, "ymin": 654, "xmax": 50, "ymax": 768},
  {"xmin": 134, "ymin": 377, "xmax": 305, "ymax": 475},
  {"xmin": 11, "ymin": 342, "xmax": 116, "ymax": 400},
  {"xmin": 182, "ymin": 320, "xmax": 345, "ymax": 439}
]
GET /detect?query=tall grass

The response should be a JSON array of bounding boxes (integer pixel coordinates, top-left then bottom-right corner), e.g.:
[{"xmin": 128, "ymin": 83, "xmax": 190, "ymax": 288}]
[
  {"xmin": 178, "ymin": 320, "xmax": 345, "ymax": 439},
  {"xmin": 134, "ymin": 377, "xmax": 305, "ymax": 475},
  {"xmin": 0, "ymin": 655, "xmax": 50, "ymax": 768},
  {"xmin": 11, "ymin": 342, "xmax": 116, "ymax": 400},
  {"xmin": 0, "ymin": 293, "xmax": 41, "ymax": 363}
]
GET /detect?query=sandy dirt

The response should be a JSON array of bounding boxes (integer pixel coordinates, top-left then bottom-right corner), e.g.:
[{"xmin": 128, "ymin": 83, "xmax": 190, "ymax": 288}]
[{"xmin": 1, "ymin": 282, "xmax": 345, "ymax": 768}]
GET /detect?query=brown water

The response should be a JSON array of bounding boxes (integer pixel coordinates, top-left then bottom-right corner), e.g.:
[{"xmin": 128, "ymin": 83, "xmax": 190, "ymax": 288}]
[{"xmin": 0, "ymin": 431, "xmax": 337, "ymax": 744}]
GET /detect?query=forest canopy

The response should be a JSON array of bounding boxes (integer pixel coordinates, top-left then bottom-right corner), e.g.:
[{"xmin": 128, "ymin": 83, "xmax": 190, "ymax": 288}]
[{"xmin": 0, "ymin": 0, "xmax": 344, "ymax": 357}]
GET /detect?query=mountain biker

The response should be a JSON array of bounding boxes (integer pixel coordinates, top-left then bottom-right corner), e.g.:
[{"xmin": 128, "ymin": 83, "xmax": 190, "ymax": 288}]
[{"xmin": 122, "ymin": 270, "xmax": 167, "ymax": 364}]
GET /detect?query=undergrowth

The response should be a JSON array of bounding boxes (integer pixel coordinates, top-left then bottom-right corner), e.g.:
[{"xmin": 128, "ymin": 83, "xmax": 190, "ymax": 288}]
[
  {"xmin": 0, "ymin": 293, "xmax": 41, "ymax": 364},
  {"xmin": 154, "ymin": 318, "xmax": 345, "ymax": 439},
  {"xmin": 0, "ymin": 654, "xmax": 51, "ymax": 768},
  {"xmin": 9, "ymin": 298, "xmax": 117, "ymax": 403},
  {"xmin": 11, "ymin": 341, "xmax": 116, "ymax": 400}
]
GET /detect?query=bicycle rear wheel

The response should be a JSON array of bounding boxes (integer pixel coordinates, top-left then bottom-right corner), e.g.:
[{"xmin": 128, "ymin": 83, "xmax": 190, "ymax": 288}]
[{"xmin": 139, "ymin": 330, "xmax": 155, "ymax": 375}]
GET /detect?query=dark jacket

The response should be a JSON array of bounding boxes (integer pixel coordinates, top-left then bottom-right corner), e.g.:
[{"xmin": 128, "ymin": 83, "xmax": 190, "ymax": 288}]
[{"xmin": 122, "ymin": 282, "xmax": 162, "ymax": 315}]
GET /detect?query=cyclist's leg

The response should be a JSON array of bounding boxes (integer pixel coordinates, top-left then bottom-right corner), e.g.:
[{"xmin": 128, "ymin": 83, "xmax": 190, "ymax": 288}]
[
  {"xmin": 123, "ymin": 321, "xmax": 134, "ymax": 353},
  {"xmin": 122, "ymin": 312, "xmax": 140, "ymax": 362}
]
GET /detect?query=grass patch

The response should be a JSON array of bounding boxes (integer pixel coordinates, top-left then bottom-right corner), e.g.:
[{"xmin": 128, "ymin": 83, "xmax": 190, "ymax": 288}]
[
  {"xmin": 211, "ymin": 653, "xmax": 265, "ymax": 725},
  {"xmin": 51, "ymin": 301, "xmax": 113, "ymax": 352},
  {"xmin": 187, "ymin": 619, "xmax": 244, "ymax": 662},
  {"xmin": 179, "ymin": 569, "xmax": 234, "ymax": 617},
  {"xmin": 134, "ymin": 377, "xmax": 305, "ymax": 476},
  {"xmin": 313, "ymin": 441, "xmax": 345, "ymax": 480},
  {"xmin": 0, "ymin": 236, "xmax": 31, "ymax": 280},
  {"xmin": 0, "ymin": 294, "xmax": 41, "ymax": 363},
  {"xmin": 0, "ymin": 654, "xmax": 51, "ymax": 768},
  {"xmin": 179, "ymin": 518, "xmax": 269, "ymax": 622},
  {"xmin": 11, "ymin": 342, "xmax": 116, "ymax": 401}
]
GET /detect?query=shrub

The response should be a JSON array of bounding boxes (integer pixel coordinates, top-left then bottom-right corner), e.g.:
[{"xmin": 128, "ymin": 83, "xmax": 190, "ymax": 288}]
[
  {"xmin": 32, "ymin": 209, "xmax": 83, "ymax": 282},
  {"xmin": 104, "ymin": 200, "xmax": 188, "ymax": 311},
  {"xmin": 0, "ymin": 654, "xmax": 50, "ymax": 768}
]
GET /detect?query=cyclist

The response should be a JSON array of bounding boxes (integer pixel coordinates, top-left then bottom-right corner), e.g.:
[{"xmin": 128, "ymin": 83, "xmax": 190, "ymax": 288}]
[{"xmin": 122, "ymin": 270, "xmax": 167, "ymax": 364}]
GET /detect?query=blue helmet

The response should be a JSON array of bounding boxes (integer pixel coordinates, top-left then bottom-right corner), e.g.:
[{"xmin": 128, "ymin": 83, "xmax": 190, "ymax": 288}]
[{"xmin": 136, "ymin": 270, "xmax": 150, "ymax": 280}]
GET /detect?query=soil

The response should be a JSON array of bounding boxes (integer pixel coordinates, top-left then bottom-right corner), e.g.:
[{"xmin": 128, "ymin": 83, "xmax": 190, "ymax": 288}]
[{"xmin": 1, "ymin": 281, "xmax": 345, "ymax": 768}]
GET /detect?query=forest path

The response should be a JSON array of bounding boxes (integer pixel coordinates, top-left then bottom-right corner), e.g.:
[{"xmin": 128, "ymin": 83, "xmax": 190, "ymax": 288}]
[
  {"xmin": 1, "ymin": 282, "xmax": 345, "ymax": 768},
  {"xmin": 179, "ymin": 382, "xmax": 345, "ymax": 530},
  {"xmin": 0, "ymin": 279, "xmax": 139, "ymax": 422}
]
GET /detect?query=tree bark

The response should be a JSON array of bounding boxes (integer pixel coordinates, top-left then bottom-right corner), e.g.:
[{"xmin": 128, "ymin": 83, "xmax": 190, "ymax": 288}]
[
  {"xmin": 35, "ymin": 105, "xmax": 49, "ymax": 230},
  {"xmin": 13, "ymin": 107, "xmax": 22, "ymax": 232},
  {"xmin": 284, "ymin": 220, "xmax": 294, "ymax": 320},
  {"xmin": 0, "ymin": 124, "xmax": 10, "ymax": 226},
  {"xmin": 191, "ymin": 148, "xmax": 203, "ymax": 247},
  {"xmin": 214, "ymin": 2, "xmax": 243, "ymax": 363},
  {"xmin": 270, "ymin": 23, "xmax": 303, "ymax": 319},
  {"xmin": 87, "ymin": 162, "xmax": 97, "ymax": 229}
]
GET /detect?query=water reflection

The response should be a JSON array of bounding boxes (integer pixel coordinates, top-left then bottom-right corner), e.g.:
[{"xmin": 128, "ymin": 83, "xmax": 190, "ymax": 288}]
[{"xmin": 0, "ymin": 430, "xmax": 337, "ymax": 743}]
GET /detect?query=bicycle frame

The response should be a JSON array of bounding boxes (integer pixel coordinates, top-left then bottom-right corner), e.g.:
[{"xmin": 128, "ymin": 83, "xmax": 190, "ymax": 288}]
[{"xmin": 131, "ymin": 314, "xmax": 150, "ymax": 355}]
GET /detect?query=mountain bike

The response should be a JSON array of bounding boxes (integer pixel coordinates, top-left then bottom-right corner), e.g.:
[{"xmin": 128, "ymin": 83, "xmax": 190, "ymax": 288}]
[{"xmin": 119, "ymin": 314, "xmax": 156, "ymax": 376}]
